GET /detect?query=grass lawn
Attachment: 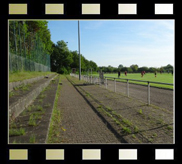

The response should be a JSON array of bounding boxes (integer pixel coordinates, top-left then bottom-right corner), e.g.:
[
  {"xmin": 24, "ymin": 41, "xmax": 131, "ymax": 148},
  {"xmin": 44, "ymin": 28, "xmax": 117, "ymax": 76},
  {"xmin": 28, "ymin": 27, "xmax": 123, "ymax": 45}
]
[
  {"xmin": 92, "ymin": 73, "xmax": 174, "ymax": 89},
  {"xmin": 9, "ymin": 71, "xmax": 55, "ymax": 82}
]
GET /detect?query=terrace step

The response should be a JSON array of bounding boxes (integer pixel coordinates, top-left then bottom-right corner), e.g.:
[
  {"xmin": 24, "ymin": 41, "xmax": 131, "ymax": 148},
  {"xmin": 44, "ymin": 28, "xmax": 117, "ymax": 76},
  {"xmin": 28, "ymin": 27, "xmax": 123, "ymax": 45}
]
[
  {"xmin": 9, "ymin": 73, "xmax": 54, "ymax": 92},
  {"xmin": 9, "ymin": 73, "xmax": 57, "ymax": 120},
  {"xmin": 9, "ymin": 76, "xmax": 60, "ymax": 143}
]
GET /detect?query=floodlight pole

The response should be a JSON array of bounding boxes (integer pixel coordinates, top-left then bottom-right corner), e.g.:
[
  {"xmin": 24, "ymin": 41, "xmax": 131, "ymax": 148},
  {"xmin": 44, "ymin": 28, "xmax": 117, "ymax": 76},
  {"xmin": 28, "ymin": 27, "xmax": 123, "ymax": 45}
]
[{"xmin": 78, "ymin": 20, "xmax": 81, "ymax": 80}]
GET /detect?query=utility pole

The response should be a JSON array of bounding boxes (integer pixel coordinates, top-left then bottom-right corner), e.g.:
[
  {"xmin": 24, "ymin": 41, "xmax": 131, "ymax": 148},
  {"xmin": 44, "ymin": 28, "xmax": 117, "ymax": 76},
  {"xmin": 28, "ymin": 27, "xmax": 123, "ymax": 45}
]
[{"xmin": 78, "ymin": 20, "xmax": 81, "ymax": 80}]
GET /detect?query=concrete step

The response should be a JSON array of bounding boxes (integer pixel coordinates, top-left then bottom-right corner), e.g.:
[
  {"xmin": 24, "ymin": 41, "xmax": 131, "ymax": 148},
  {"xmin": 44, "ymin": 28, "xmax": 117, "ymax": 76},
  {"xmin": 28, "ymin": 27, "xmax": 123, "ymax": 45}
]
[
  {"xmin": 9, "ymin": 76, "xmax": 60, "ymax": 143},
  {"xmin": 9, "ymin": 73, "xmax": 55, "ymax": 92},
  {"xmin": 9, "ymin": 74, "xmax": 58, "ymax": 121}
]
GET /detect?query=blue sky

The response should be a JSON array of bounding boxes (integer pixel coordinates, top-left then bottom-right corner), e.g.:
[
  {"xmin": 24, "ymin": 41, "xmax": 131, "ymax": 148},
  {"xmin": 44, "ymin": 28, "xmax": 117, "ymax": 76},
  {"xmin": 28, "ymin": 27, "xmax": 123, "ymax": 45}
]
[{"xmin": 48, "ymin": 20, "xmax": 174, "ymax": 68}]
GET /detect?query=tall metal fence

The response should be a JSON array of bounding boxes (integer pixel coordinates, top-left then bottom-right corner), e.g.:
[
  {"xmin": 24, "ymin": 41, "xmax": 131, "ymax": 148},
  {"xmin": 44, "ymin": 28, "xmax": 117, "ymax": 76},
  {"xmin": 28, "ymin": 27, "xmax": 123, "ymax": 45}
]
[
  {"xmin": 9, "ymin": 21, "xmax": 51, "ymax": 72},
  {"xmin": 9, "ymin": 53, "xmax": 50, "ymax": 72}
]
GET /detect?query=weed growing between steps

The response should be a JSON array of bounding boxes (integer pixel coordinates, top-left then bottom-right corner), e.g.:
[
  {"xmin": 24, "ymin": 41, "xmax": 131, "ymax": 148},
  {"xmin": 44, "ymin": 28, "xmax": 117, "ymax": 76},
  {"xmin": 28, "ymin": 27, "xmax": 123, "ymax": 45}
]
[
  {"xmin": 9, "ymin": 75, "xmax": 60, "ymax": 143},
  {"xmin": 9, "ymin": 83, "xmax": 32, "ymax": 98},
  {"xmin": 47, "ymin": 75, "xmax": 63, "ymax": 143},
  {"xmin": 9, "ymin": 128, "xmax": 25, "ymax": 136}
]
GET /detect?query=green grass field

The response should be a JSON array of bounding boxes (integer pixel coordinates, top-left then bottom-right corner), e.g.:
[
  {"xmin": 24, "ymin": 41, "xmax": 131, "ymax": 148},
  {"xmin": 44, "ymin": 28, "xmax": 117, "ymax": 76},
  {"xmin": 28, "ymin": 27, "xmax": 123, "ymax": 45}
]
[{"xmin": 92, "ymin": 73, "xmax": 174, "ymax": 89}]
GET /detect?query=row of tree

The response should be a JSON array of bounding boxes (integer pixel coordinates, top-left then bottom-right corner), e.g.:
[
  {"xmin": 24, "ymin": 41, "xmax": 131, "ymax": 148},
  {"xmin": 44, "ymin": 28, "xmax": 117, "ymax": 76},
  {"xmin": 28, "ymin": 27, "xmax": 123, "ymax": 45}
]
[
  {"xmin": 50, "ymin": 40, "xmax": 173, "ymax": 74},
  {"xmin": 50, "ymin": 40, "xmax": 98, "ymax": 74},
  {"xmin": 9, "ymin": 21, "xmax": 173, "ymax": 75},
  {"xmin": 99, "ymin": 64, "xmax": 173, "ymax": 73},
  {"xmin": 9, "ymin": 21, "xmax": 53, "ymax": 66}
]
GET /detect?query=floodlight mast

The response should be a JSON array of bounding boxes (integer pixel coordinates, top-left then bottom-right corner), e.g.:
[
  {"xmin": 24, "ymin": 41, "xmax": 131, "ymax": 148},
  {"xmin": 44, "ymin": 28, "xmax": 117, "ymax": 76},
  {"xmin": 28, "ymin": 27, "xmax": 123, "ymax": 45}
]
[{"xmin": 78, "ymin": 20, "xmax": 81, "ymax": 80}]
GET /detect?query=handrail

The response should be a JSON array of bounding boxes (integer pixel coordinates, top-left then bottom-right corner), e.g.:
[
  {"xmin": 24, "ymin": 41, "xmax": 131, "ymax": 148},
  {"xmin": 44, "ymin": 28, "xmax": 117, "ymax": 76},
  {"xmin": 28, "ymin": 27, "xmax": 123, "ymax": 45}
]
[
  {"xmin": 70, "ymin": 73, "xmax": 173, "ymax": 86},
  {"xmin": 70, "ymin": 73, "xmax": 173, "ymax": 105},
  {"xmin": 105, "ymin": 76, "xmax": 173, "ymax": 86}
]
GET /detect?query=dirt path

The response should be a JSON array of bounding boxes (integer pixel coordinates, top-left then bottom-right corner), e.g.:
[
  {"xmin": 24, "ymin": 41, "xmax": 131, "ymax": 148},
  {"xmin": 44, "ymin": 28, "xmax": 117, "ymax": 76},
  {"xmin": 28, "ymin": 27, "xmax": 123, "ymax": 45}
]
[{"xmin": 57, "ymin": 76, "xmax": 121, "ymax": 143}]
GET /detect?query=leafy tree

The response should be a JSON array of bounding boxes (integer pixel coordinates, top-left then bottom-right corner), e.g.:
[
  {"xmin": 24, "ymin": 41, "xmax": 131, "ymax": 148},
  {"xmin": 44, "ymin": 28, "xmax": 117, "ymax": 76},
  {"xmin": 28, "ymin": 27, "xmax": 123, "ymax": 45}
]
[
  {"xmin": 108, "ymin": 65, "xmax": 115, "ymax": 72},
  {"xmin": 24, "ymin": 21, "xmax": 53, "ymax": 56},
  {"xmin": 51, "ymin": 40, "xmax": 73, "ymax": 73},
  {"xmin": 163, "ymin": 64, "xmax": 173, "ymax": 72},
  {"xmin": 130, "ymin": 64, "xmax": 138, "ymax": 73},
  {"xmin": 9, "ymin": 20, "xmax": 53, "ymax": 68},
  {"xmin": 138, "ymin": 66, "xmax": 149, "ymax": 72},
  {"xmin": 70, "ymin": 51, "xmax": 79, "ymax": 69},
  {"xmin": 121, "ymin": 67, "xmax": 128, "ymax": 72},
  {"xmin": 81, "ymin": 55, "xmax": 86, "ymax": 71},
  {"xmin": 148, "ymin": 67, "xmax": 157, "ymax": 73},
  {"xmin": 113, "ymin": 67, "xmax": 118, "ymax": 73},
  {"xmin": 127, "ymin": 67, "xmax": 133, "ymax": 73},
  {"xmin": 89, "ymin": 60, "xmax": 98, "ymax": 71},
  {"xmin": 118, "ymin": 64, "xmax": 123, "ymax": 70}
]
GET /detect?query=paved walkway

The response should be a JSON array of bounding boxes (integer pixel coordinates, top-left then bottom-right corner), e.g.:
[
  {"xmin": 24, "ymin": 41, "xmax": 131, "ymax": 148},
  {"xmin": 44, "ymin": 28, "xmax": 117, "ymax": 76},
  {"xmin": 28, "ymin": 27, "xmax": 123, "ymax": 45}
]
[
  {"xmin": 57, "ymin": 77, "xmax": 120, "ymax": 143},
  {"xmin": 57, "ymin": 76, "xmax": 173, "ymax": 144}
]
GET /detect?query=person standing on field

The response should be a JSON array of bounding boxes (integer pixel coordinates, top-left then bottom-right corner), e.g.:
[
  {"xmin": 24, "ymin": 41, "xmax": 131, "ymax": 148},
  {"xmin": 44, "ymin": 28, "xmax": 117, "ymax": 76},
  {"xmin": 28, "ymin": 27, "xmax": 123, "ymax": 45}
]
[
  {"xmin": 155, "ymin": 71, "xmax": 157, "ymax": 77},
  {"xmin": 118, "ymin": 71, "xmax": 121, "ymax": 78},
  {"xmin": 125, "ymin": 71, "xmax": 127, "ymax": 76},
  {"xmin": 141, "ymin": 71, "xmax": 144, "ymax": 77}
]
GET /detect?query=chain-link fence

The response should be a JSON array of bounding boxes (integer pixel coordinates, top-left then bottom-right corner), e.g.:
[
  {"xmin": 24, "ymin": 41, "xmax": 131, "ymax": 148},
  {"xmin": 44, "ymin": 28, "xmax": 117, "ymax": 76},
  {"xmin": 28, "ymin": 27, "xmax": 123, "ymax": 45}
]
[
  {"xmin": 9, "ymin": 53, "xmax": 50, "ymax": 72},
  {"xmin": 9, "ymin": 21, "xmax": 51, "ymax": 73}
]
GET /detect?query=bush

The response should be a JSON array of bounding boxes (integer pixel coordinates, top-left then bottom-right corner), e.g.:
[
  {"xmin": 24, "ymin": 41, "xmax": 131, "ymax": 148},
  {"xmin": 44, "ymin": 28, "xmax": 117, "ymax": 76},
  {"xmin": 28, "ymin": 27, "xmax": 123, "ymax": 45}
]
[{"xmin": 57, "ymin": 67, "xmax": 69, "ymax": 74}]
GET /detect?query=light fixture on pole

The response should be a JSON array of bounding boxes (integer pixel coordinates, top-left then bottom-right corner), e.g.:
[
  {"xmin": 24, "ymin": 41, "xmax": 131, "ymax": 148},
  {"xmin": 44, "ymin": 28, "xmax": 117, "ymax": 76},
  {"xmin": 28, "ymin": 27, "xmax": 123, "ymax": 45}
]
[{"xmin": 78, "ymin": 20, "xmax": 81, "ymax": 80}]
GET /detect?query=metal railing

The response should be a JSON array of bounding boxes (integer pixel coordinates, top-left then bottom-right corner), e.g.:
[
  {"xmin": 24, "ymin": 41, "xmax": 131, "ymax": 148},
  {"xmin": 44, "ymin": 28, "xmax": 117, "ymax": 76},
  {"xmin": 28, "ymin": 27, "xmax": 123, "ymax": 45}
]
[
  {"xmin": 70, "ymin": 73, "xmax": 101, "ymax": 84},
  {"xmin": 105, "ymin": 76, "xmax": 173, "ymax": 105},
  {"xmin": 70, "ymin": 73, "xmax": 173, "ymax": 105}
]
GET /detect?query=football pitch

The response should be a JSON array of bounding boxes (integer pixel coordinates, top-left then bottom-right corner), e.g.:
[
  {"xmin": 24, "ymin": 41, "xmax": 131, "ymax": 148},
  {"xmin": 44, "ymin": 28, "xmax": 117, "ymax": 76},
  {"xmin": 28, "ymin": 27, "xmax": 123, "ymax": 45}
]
[{"xmin": 92, "ymin": 73, "xmax": 174, "ymax": 89}]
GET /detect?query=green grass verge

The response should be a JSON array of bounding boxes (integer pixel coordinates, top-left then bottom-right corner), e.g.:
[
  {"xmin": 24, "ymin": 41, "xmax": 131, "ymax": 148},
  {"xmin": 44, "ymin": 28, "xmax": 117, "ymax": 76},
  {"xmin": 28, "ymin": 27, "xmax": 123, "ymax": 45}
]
[
  {"xmin": 97, "ymin": 106, "xmax": 132, "ymax": 135},
  {"xmin": 9, "ymin": 71, "xmax": 55, "ymax": 82},
  {"xmin": 28, "ymin": 114, "xmax": 37, "ymax": 126},
  {"xmin": 47, "ymin": 75, "xmax": 62, "ymax": 143},
  {"xmin": 92, "ymin": 73, "xmax": 174, "ymax": 89}
]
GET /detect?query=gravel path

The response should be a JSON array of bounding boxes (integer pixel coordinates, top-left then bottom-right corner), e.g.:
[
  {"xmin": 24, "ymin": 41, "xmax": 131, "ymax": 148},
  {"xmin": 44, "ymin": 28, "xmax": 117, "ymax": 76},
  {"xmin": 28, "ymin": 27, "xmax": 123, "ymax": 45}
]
[
  {"xmin": 57, "ymin": 77, "xmax": 121, "ymax": 143},
  {"xmin": 104, "ymin": 79, "xmax": 173, "ymax": 111}
]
